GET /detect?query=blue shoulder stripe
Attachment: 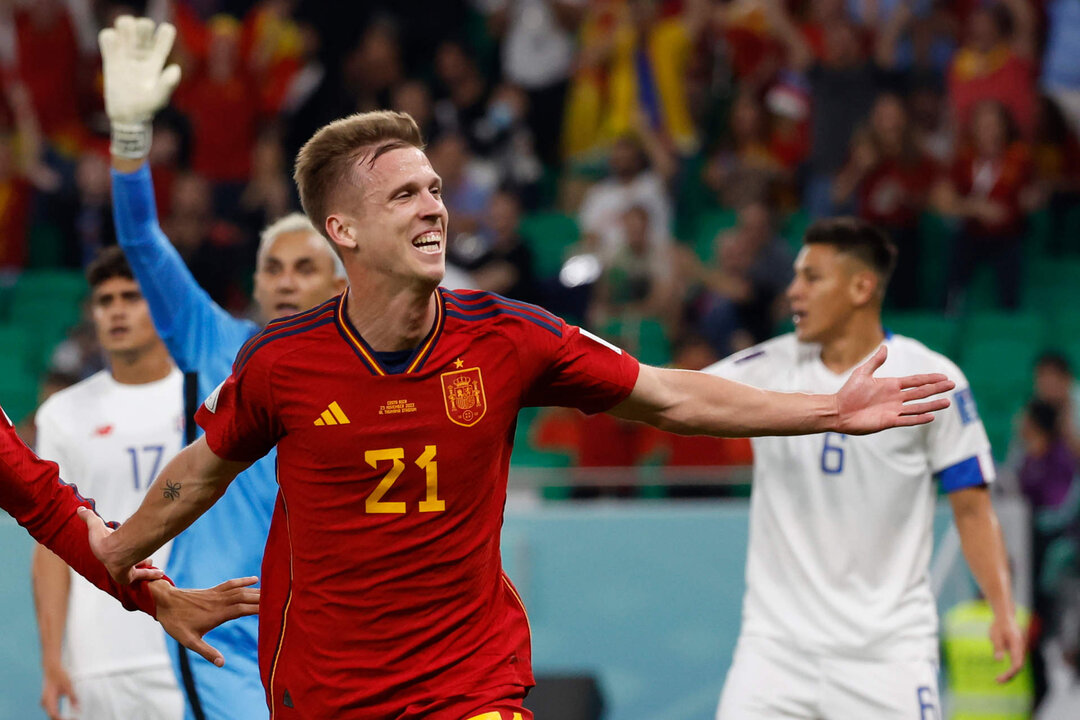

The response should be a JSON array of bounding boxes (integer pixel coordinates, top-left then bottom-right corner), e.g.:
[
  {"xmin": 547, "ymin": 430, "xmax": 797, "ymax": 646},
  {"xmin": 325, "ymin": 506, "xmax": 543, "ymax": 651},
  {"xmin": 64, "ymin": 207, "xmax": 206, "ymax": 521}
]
[
  {"xmin": 444, "ymin": 290, "xmax": 560, "ymax": 326},
  {"xmin": 233, "ymin": 314, "xmax": 335, "ymax": 373},
  {"xmin": 445, "ymin": 305, "xmax": 562, "ymax": 337}
]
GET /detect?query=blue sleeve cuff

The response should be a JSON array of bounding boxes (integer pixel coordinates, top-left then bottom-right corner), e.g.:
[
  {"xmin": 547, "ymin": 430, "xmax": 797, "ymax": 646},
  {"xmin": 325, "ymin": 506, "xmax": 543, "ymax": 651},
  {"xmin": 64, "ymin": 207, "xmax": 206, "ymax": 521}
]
[{"xmin": 938, "ymin": 456, "xmax": 986, "ymax": 493}]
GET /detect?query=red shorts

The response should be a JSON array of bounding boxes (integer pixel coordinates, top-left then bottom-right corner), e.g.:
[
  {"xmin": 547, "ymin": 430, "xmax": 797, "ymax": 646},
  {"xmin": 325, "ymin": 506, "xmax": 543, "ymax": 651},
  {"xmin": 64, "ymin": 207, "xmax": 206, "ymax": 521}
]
[{"xmin": 400, "ymin": 684, "xmax": 533, "ymax": 720}]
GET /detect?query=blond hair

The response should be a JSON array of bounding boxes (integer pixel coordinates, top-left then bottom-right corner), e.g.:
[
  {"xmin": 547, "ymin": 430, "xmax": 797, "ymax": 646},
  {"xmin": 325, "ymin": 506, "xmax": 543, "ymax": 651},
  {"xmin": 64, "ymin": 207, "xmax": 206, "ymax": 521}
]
[{"xmin": 293, "ymin": 111, "xmax": 424, "ymax": 240}]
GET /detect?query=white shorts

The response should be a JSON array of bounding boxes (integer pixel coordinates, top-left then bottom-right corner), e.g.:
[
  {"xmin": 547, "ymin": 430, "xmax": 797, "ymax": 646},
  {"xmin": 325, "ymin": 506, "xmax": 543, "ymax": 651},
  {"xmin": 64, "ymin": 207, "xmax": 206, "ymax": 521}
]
[
  {"xmin": 67, "ymin": 665, "xmax": 184, "ymax": 720},
  {"xmin": 717, "ymin": 635, "xmax": 941, "ymax": 720}
]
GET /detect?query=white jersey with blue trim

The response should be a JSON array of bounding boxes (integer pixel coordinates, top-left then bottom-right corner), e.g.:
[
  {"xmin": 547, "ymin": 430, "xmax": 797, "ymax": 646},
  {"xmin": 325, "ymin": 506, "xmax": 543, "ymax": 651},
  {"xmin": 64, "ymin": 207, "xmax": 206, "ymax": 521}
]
[
  {"xmin": 35, "ymin": 368, "xmax": 184, "ymax": 679},
  {"xmin": 705, "ymin": 332, "xmax": 994, "ymax": 660}
]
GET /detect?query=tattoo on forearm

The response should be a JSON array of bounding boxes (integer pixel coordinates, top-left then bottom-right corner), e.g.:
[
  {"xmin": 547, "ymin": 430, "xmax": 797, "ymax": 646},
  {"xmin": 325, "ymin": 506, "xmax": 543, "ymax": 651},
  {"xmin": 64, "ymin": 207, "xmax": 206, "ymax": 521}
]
[{"xmin": 163, "ymin": 480, "xmax": 181, "ymax": 501}]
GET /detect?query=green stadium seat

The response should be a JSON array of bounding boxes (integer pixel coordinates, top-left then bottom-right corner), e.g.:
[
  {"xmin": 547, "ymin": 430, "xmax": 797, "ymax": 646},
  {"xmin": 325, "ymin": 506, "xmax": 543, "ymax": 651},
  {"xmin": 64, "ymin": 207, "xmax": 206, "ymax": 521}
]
[
  {"xmin": 883, "ymin": 312, "xmax": 959, "ymax": 357},
  {"xmin": 781, "ymin": 209, "xmax": 812, "ymax": 253},
  {"xmin": 518, "ymin": 212, "xmax": 581, "ymax": 279},
  {"xmin": 692, "ymin": 208, "xmax": 738, "ymax": 263},
  {"xmin": 1023, "ymin": 258, "xmax": 1080, "ymax": 312},
  {"xmin": 0, "ymin": 325, "xmax": 34, "ymax": 374},
  {"xmin": 979, "ymin": 409, "xmax": 1016, "ymax": 463},
  {"xmin": 600, "ymin": 317, "xmax": 672, "ymax": 367},
  {"xmin": 960, "ymin": 337, "xmax": 1036, "ymax": 417},
  {"xmin": 962, "ymin": 310, "xmax": 1049, "ymax": 348},
  {"xmin": 0, "ymin": 366, "xmax": 39, "ymax": 425}
]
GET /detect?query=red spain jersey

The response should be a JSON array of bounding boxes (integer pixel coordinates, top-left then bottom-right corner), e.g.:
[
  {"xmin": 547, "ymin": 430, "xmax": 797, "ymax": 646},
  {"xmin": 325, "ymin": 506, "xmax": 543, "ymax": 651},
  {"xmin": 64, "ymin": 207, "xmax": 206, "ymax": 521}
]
[{"xmin": 196, "ymin": 289, "xmax": 640, "ymax": 718}]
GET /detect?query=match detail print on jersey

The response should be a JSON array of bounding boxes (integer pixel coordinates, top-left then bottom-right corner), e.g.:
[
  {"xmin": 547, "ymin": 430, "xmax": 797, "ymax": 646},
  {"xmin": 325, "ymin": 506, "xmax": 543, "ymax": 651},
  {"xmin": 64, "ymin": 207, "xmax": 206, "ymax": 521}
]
[{"xmin": 441, "ymin": 367, "xmax": 487, "ymax": 427}]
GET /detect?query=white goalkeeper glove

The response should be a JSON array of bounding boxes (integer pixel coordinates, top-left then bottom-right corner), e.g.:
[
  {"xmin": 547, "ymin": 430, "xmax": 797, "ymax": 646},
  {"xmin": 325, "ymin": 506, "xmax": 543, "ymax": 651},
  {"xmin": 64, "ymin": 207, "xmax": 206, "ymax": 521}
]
[{"xmin": 99, "ymin": 15, "xmax": 182, "ymax": 159}]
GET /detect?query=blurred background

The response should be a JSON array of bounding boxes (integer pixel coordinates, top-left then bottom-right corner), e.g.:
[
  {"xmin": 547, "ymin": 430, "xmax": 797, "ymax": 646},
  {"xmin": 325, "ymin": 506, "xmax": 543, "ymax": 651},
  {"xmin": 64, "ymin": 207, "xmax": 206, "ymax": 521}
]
[{"xmin": 0, "ymin": 0, "xmax": 1079, "ymax": 718}]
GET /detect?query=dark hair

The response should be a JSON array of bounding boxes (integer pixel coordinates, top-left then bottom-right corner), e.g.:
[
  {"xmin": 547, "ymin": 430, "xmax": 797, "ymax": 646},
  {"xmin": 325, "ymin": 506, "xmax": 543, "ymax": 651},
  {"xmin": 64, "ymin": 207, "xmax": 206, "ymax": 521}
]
[
  {"xmin": 1036, "ymin": 351, "xmax": 1073, "ymax": 376},
  {"xmin": 86, "ymin": 246, "xmax": 134, "ymax": 290},
  {"xmin": 803, "ymin": 217, "xmax": 898, "ymax": 281},
  {"xmin": 1027, "ymin": 399, "xmax": 1060, "ymax": 438}
]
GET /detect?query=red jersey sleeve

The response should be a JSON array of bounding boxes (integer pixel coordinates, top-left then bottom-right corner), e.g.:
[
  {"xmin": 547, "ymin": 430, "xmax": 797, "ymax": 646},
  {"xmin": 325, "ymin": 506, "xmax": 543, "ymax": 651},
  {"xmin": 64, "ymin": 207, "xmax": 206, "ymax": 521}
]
[
  {"xmin": 520, "ymin": 321, "xmax": 641, "ymax": 414},
  {"xmin": 196, "ymin": 341, "xmax": 283, "ymax": 463},
  {"xmin": 0, "ymin": 408, "xmax": 162, "ymax": 616}
]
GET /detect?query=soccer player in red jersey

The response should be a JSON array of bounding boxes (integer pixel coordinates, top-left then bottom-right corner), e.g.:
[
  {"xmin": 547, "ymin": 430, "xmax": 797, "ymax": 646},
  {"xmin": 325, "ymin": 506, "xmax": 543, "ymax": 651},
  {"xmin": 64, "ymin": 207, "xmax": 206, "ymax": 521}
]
[
  {"xmin": 0, "ymin": 404, "xmax": 258, "ymax": 667},
  {"xmin": 84, "ymin": 111, "xmax": 956, "ymax": 719}
]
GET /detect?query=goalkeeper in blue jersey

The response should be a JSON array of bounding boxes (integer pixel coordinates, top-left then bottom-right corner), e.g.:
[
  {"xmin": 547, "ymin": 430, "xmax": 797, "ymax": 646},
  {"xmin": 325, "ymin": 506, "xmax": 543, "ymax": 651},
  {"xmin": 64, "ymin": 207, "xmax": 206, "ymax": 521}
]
[{"xmin": 98, "ymin": 16, "xmax": 346, "ymax": 720}]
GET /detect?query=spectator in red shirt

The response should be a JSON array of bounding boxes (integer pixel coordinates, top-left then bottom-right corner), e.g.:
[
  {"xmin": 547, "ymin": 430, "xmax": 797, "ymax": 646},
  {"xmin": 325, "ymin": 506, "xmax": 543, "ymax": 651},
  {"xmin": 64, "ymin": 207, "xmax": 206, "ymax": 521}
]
[
  {"xmin": 832, "ymin": 93, "xmax": 937, "ymax": 308},
  {"xmin": 175, "ymin": 15, "xmax": 260, "ymax": 207},
  {"xmin": 948, "ymin": 0, "xmax": 1037, "ymax": 138},
  {"xmin": 935, "ymin": 100, "xmax": 1033, "ymax": 313},
  {"xmin": 11, "ymin": 0, "xmax": 87, "ymax": 152}
]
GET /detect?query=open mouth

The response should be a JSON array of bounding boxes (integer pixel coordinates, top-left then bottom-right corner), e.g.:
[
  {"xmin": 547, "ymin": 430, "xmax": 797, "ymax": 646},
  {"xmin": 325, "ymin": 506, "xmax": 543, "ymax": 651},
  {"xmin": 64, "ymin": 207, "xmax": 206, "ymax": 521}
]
[
  {"xmin": 412, "ymin": 230, "xmax": 443, "ymax": 254},
  {"xmin": 275, "ymin": 302, "xmax": 300, "ymax": 315},
  {"xmin": 109, "ymin": 326, "xmax": 129, "ymax": 337},
  {"xmin": 792, "ymin": 311, "xmax": 806, "ymax": 325}
]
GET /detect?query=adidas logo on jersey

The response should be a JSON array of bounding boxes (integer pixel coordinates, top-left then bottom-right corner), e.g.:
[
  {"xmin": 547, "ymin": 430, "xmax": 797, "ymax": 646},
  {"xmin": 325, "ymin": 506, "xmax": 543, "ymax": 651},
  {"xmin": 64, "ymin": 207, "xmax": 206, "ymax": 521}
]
[{"xmin": 314, "ymin": 401, "xmax": 351, "ymax": 426}]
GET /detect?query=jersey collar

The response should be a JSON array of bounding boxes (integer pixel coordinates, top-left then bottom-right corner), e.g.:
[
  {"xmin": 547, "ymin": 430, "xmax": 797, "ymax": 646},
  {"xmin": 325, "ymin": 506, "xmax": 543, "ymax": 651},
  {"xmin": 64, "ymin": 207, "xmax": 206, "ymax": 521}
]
[{"xmin": 334, "ymin": 289, "xmax": 445, "ymax": 376}]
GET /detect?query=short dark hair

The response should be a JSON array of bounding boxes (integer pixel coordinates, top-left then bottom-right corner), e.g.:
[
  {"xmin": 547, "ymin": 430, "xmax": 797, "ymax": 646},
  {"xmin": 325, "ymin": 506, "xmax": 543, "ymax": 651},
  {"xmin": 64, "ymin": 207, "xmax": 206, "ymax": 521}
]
[
  {"xmin": 1036, "ymin": 351, "xmax": 1072, "ymax": 376},
  {"xmin": 86, "ymin": 246, "xmax": 134, "ymax": 290},
  {"xmin": 1027, "ymin": 399, "xmax": 1060, "ymax": 438},
  {"xmin": 803, "ymin": 217, "xmax": 898, "ymax": 282}
]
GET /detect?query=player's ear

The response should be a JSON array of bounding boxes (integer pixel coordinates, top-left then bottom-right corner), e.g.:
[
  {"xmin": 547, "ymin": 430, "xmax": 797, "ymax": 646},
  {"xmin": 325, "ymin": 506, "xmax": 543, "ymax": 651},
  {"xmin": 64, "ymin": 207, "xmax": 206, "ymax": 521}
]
[
  {"xmin": 849, "ymin": 269, "xmax": 879, "ymax": 307},
  {"xmin": 325, "ymin": 214, "xmax": 359, "ymax": 253}
]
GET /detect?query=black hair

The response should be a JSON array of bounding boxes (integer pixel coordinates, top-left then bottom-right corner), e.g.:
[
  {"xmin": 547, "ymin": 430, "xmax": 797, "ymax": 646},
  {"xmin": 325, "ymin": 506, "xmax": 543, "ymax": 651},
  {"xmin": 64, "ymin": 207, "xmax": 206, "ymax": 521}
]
[
  {"xmin": 803, "ymin": 217, "xmax": 898, "ymax": 282},
  {"xmin": 1027, "ymin": 399, "xmax": 1060, "ymax": 438},
  {"xmin": 1036, "ymin": 351, "xmax": 1073, "ymax": 376},
  {"xmin": 85, "ymin": 246, "xmax": 134, "ymax": 290}
]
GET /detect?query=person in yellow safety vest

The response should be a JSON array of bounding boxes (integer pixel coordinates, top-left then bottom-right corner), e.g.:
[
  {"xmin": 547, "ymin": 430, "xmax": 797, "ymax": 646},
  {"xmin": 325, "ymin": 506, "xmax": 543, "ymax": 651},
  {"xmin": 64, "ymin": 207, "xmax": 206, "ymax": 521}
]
[{"xmin": 943, "ymin": 600, "xmax": 1035, "ymax": 720}]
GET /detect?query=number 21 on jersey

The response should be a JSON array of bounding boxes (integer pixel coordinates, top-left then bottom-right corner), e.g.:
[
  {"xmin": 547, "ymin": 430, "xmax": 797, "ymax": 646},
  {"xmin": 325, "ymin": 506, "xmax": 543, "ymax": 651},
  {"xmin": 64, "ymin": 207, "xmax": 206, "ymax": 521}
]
[
  {"xmin": 364, "ymin": 445, "xmax": 445, "ymax": 514},
  {"xmin": 820, "ymin": 432, "xmax": 846, "ymax": 475}
]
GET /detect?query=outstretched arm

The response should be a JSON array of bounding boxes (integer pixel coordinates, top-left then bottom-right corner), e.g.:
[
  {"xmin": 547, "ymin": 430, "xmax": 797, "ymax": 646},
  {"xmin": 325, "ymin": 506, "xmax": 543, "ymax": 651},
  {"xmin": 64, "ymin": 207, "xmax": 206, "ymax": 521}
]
[
  {"xmin": 610, "ymin": 346, "xmax": 953, "ymax": 436},
  {"xmin": 81, "ymin": 436, "xmax": 252, "ymax": 585},
  {"xmin": 102, "ymin": 16, "xmax": 250, "ymax": 370},
  {"xmin": 949, "ymin": 486, "xmax": 1026, "ymax": 683}
]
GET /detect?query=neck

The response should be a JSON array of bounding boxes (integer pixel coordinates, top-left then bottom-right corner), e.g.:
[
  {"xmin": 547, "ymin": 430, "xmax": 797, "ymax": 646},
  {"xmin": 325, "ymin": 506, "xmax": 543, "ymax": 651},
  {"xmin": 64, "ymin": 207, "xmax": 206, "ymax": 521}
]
[
  {"xmin": 818, "ymin": 309, "xmax": 886, "ymax": 374},
  {"xmin": 109, "ymin": 343, "xmax": 173, "ymax": 385},
  {"xmin": 345, "ymin": 277, "xmax": 438, "ymax": 352}
]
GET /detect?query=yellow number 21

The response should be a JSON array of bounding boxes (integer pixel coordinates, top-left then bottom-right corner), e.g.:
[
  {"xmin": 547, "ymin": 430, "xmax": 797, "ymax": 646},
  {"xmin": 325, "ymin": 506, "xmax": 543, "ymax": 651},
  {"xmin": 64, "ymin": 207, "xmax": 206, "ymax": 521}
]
[{"xmin": 364, "ymin": 445, "xmax": 444, "ymax": 514}]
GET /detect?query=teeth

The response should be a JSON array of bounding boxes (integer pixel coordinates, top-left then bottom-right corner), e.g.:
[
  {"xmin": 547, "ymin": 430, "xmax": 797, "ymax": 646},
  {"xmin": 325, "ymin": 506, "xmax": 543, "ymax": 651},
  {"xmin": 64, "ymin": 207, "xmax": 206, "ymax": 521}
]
[{"xmin": 413, "ymin": 231, "xmax": 442, "ymax": 254}]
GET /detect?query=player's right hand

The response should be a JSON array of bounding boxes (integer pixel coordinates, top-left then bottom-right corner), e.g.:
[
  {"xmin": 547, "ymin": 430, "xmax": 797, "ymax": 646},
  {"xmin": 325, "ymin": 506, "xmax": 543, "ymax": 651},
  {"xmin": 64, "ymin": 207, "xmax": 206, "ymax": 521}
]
[
  {"xmin": 150, "ymin": 577, "xmax": 261, "ymax": 667},
  {"xmin": 99, "ymin": 16, "xmax": 180, "ymax": 157},
  {"xmin": 41, "ymin": 663, "xmax": 77, "ymax": 720},
  {"xmin": 76, "ymin": 505, "xmax": 160, "ymax": 585}
]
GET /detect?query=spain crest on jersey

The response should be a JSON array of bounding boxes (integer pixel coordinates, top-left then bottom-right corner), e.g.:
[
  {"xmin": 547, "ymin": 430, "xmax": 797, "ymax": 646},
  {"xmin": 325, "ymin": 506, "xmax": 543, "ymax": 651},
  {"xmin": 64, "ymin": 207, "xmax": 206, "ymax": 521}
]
[{"xmin": 440, "ymin": 367, "xmax": 487, "ymax": 427}]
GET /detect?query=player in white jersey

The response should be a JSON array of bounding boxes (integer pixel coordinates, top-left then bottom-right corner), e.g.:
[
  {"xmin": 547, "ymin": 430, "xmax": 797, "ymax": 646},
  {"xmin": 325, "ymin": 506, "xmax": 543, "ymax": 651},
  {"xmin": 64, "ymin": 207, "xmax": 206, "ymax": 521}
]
[
  {"xmin": 708, "ymin": 218, "xmax": 1024, "ymax": 720},
  {"xmin": 32, "ymin": 247, "xmax": 185, "ymax": 720}
]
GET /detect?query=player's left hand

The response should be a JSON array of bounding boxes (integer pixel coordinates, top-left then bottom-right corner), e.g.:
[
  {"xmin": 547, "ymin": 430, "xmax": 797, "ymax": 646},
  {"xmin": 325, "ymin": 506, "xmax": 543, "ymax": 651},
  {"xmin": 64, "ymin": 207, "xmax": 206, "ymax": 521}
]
[
  {"xmin": 990, "ymin": 612, "xmax": 1027, "ymax": 683},
  {"xmin": 835, "ymin": 346, "xmax": 955, "ymax": 434},
  {"xmin": 150, "ymin": 577, "xmax": 260, "ymax": 667},
  {"xmin": 76, "ymin": 505, "xmax": 157, "ymax": 585}
]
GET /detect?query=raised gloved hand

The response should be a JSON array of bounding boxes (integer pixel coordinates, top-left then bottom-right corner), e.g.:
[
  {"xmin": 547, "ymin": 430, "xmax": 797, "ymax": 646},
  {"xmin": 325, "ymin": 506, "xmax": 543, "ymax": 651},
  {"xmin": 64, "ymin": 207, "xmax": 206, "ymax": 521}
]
[{"xmin": 99, "ymin": 15, "xmax": 181, "ymax": 159}]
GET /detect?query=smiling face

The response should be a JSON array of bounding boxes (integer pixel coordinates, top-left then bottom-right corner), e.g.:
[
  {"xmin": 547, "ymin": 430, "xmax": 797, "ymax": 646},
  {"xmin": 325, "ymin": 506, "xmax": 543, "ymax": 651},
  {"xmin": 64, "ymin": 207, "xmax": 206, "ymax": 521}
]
[
  {"xmin": 91, "ymin": 277, "xmax": 161, "ymax": 356},
  {"xmin": 787, "ymin": 244, "xmax": 879, "ymax": 345},
  {"xmin": 252, "ymin": 229, "xmax": 346, "ymax": 321},
  {"xmin": 328, "ymin": 146, "xmax": 448, "ymax": 288}
]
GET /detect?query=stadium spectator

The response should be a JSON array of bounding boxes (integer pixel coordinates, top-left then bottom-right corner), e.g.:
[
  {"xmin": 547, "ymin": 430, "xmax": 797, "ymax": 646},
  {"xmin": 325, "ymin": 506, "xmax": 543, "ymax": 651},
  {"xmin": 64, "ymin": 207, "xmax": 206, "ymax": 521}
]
[
  {"xmin": 446, "ymin": 188, "xmax": 539, "ymax": 305},
  {"xmin": 342, "ymin": 18, "xmax": 403, "ymax": 114},
  {"xmin": 947, "ymin": 0, "xmax": 1037, "ymax": 138},
  {"xmin": 480, "ymin": 0, "xmax": 585, "ymax": 167},
  {"xmin": 561, "ymin": 0, "xmax": 707, "ymax": 161},
  {"xmin": 832, "ymin": 93, "xmax": 936, "ymax": 308},
  {"xmin": 937, "ymin": 100, "xmax": 1032, "ymax": 313},
  {"xmin": 1031, "ymin": 95, "xmax": 1080, "ymax": 255},
  {"xmin": 587, "ymin": 204, "xmax": 677, "ymax": 339},
  {"xmin": 1042, "ymin": 0, "xmax": 1080, "ymax": 139},
  {"xmin": 578, "ymin": 131, "xmax": 674, "ymax": 267},
  {"xmin": 174, "ymin": 14, "xmax": 260, "ymax": 215},
  {"xmin": 701, "ymin": 87, "xmax": 792, "ymax": 209},
  {"xmin": 1018, "ymin": 399, "xmax": 1080, "ymax": 709},
  {"xmin": 428, "ymin": 132, "xmax": 495, "ymax": 244},
  {"xmin": 765, "ymin": 0, "xmax": 907, "ymax": 218},
  {"xmin": 431, "ymin": 38, "xmax": 491, "ymax": 154},
  {"xmin": 687, "ymin": 199, "xmax": 792, "ymax": 355}
]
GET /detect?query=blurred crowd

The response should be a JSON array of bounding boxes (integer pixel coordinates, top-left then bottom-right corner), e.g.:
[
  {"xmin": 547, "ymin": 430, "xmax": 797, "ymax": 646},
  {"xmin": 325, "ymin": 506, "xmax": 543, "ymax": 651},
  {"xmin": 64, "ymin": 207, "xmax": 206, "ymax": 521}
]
[{"xmin": 2, "ymin": 0, "xmax": 1080, "ymax": 347}]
